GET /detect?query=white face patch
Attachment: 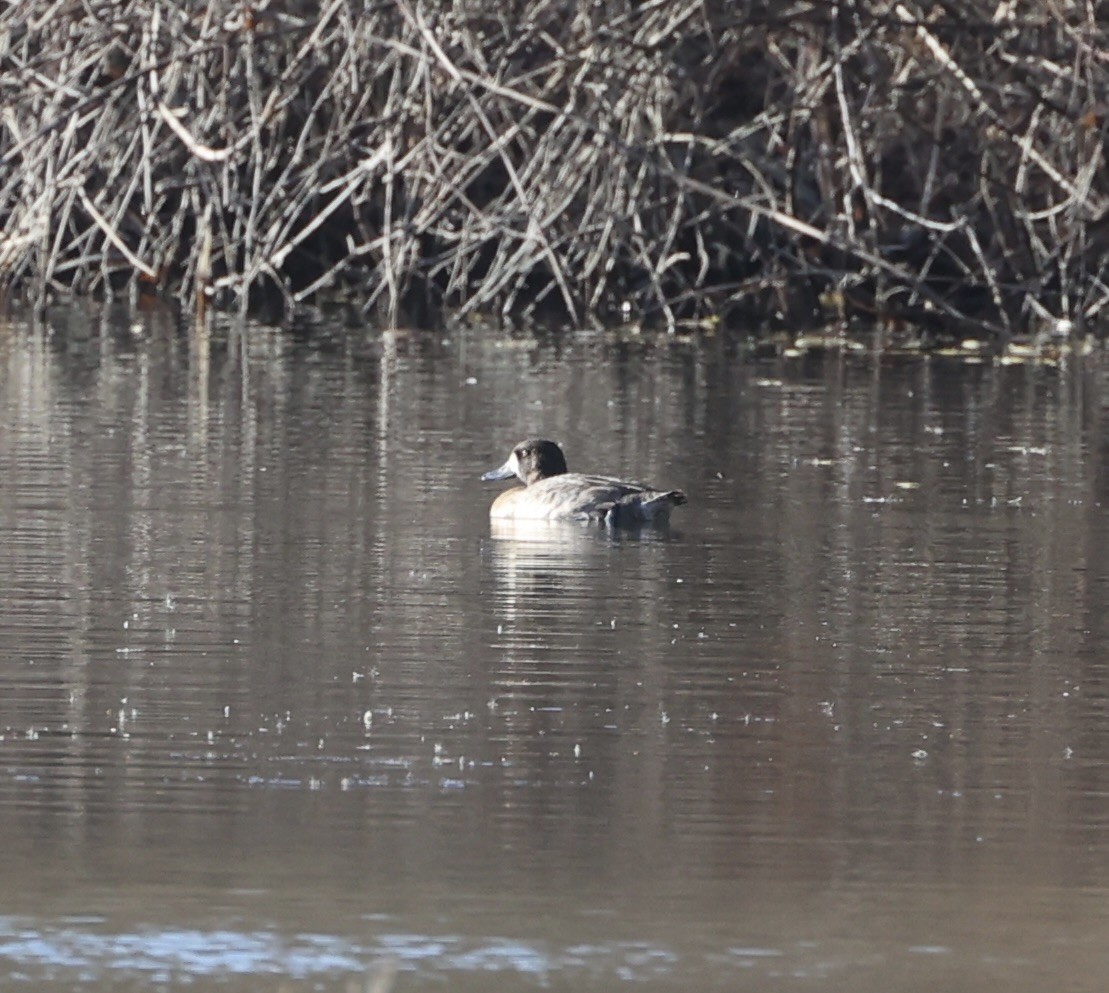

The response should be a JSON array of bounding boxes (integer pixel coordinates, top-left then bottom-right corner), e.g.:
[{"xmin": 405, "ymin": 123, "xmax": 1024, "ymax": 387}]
[{"xmin": 509, "ymin": 449, "xmax": 522, "ymax": 481}]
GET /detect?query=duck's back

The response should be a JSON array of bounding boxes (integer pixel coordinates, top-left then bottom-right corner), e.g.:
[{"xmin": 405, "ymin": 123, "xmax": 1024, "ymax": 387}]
[{"xmin": 492, "ymin": 472, "xmax": 685, "ymax": 523}]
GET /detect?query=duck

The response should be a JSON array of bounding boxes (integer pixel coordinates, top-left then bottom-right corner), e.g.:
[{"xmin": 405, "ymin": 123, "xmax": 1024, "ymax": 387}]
[{"xmin": 481, "ymin": 438, "xmax": 686, "ymax": 525}]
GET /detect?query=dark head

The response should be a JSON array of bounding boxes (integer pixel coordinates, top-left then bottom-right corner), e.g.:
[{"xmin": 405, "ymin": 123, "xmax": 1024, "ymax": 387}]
[{"xmin": 481, "ymin": 439, "xmax": 569, "ymax": 486}]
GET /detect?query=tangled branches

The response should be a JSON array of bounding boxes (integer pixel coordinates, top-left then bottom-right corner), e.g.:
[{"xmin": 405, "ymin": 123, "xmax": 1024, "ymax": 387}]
[{"xmin": 1, "ymin": 0, "xmax": 1107, "ymax": 335}]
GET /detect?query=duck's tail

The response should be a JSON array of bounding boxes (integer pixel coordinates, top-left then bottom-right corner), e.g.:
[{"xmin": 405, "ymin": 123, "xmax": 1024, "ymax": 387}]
[{"xmin": 594, "ymin": 489, "xmax": 686, "ymax": 526}]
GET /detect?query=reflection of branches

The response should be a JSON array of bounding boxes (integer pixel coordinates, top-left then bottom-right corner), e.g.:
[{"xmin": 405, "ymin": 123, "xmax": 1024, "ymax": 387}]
[{"xmin": 0, "ymin": 0, "xmax": 1106, "ymax": 333}]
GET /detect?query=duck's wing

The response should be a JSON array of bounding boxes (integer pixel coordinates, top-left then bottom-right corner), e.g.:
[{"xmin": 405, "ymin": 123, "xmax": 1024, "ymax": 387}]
[
  {"xmin": 553, "ymin": 474, "xmax": 685, "ymax": 523},
  {"xmin": 522, "ymin": 474, "xmax": 635, "ymax": 518},
  {"xmin": 566, "ymin": 472, "xmax": 655, "ymax": 492}
]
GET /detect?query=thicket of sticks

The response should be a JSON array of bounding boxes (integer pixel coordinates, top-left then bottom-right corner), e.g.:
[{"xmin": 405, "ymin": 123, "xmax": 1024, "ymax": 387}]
[{"xmin": 1, "ymin": 0, "xmax": 1107, "ymax": 335}]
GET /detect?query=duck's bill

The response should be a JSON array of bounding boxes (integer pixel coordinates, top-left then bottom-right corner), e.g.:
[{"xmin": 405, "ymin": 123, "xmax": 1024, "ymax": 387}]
[{"xmin": 481, "ymin": 459, "xmax": 516, "ymax": 482}]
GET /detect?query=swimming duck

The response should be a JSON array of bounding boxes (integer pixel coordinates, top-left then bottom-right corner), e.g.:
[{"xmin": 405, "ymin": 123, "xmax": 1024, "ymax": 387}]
[{"xmin": 481, "ymin": 438, "xmax": 686, "ymax": 524}]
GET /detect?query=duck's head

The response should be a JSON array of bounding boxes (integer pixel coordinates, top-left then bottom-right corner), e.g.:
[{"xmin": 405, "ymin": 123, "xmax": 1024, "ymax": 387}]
[{"xmin": 482, "ymin": 439, "xmax": 569, "ymax": 486}]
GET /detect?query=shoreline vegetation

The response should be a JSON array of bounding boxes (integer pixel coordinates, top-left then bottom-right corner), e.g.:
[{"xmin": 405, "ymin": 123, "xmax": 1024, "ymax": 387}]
[{"xmin": 1, "ymin": 1, "xmax": 1107, "ymax": 339}]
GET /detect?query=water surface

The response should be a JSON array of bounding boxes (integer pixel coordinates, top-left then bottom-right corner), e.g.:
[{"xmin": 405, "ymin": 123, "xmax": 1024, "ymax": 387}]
[{"xmin": 1, "ymin": 311, "xmax": 1108, "ymax": 991}]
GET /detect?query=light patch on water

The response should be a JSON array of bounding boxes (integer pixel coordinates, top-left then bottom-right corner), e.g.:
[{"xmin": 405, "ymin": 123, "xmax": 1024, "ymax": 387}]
[
  {"xmin": 0, "ymin": 921, "xmax": 363, "ymax": 979},
  {"xmin": 0, "ymin": 918, "xmax": 687, "ymax": 987}
]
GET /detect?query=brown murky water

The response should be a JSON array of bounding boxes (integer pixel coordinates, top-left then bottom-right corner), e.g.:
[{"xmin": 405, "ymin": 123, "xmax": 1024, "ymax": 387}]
[{"xmin": 1, "ymin": 309, "xmax": 1108, "ymax": 991}]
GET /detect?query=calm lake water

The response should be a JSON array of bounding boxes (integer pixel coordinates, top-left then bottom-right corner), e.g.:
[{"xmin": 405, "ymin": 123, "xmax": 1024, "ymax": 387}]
[{"xmin": 1, "ymin": 308, "xmax": 1108, "ymax": 992}]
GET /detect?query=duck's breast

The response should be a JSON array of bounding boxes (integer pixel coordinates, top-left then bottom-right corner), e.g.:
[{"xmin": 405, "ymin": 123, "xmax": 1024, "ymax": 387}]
[{"xmin": 489, "ymin": 486, "xmax": 530, "ymax": 520}]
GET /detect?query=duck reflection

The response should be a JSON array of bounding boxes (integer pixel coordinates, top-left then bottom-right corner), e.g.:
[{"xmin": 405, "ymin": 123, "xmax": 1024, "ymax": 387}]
[
  {"xmin": 480, "ymin": 517, "xmax": 689, "ymax": 864},
  {"xmin": 485, "ymin": 517, "xmax": 675, "ymax": 633},
  {"xmin": 483, "ymin": 516, "xmax": 676, "ymax": 702}
]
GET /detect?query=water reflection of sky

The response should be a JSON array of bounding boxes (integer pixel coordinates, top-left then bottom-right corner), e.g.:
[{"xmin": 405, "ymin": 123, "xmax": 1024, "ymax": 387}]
[
  {"xmin": 0, "ymin": 917, "xmax": 710, "ymax": 986},
  {"xmin": 0, "ymin": 908, "xmax": 1076, "ymax": 991}
]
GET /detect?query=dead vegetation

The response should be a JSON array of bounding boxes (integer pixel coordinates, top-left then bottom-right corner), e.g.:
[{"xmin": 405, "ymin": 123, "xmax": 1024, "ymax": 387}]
[{"xmin": 1, "ymin": 0, "xmax": 1107, "ymax": 336}]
